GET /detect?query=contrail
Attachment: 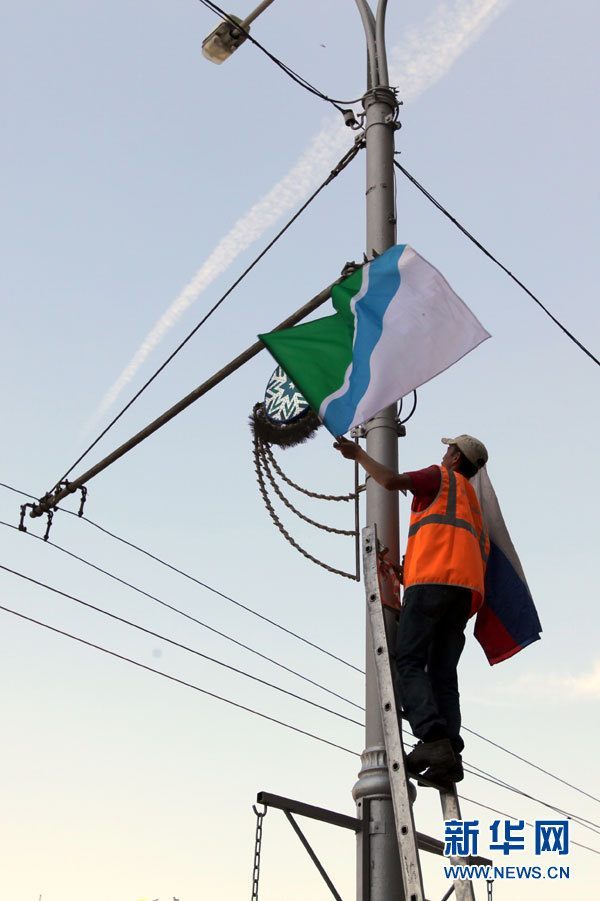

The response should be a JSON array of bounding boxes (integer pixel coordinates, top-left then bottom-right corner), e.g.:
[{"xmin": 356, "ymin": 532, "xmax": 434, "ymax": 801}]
[{"xmin": 90, "ymin": 0, "xmax": 510, "ymax": 426}]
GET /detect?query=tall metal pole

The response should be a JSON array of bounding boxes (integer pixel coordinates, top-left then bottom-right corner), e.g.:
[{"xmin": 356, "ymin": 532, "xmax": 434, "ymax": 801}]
[{"xmin": 352, "ymin": 2, "xmax": 403, "ymax": 899}]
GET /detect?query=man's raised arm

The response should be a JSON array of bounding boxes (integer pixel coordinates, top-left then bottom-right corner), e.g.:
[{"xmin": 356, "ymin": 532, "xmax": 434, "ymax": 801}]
[{"xmin": 333, "ymin": 436, "xmax": 412, "ymax": 493}]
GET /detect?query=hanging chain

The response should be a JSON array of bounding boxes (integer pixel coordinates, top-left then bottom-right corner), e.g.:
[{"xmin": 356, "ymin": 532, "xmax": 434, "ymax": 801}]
[
  {"xmin": 261, "ymin": 442, "xmax": 356, "ymax": 502},
  {"xmin": 253, "ymin": 432, "xmax": 358, "ymax": 580},
  {"xmin": 259, "ymin": 440, "xmax": 356, "ymax": 536},
  {"xmin": 487, "ymin": 879, "xmax": 494, "ymax": 900},
  {"xmin": 250, "ymin": 804, "xmax": 267, "ymax": 901}
]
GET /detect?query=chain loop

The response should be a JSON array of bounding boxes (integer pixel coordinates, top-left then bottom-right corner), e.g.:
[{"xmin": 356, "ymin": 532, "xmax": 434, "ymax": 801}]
[
  {"xmin": 253, "ymin": 432, "xmax": 358, "ymax": 581},
  {"xmin": 262, "ymin": 442, "xmax": 356, "ymax": 502},
  {"xmin": 259, "ymin": 440, "xmax": 356, "ymax": 537},
  {"xmin": 250, "ymin": 804, "xmax": 267, "ymax": 901}
]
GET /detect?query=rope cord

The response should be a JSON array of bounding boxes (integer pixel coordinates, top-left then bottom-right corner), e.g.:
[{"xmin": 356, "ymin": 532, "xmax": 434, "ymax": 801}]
[
  {"xmin": 252, "ymin": 433, "xmax": 359, "ymax": 581},
  {"xmin": 0, "ymin": 519, "xmax": 363, "ymax": 712},
  {"xmin": 258, "ymin": 439, "xmax": 356, "ymax": 537},
  {"xmin": 394, "ymin": 160, "xmax": 600, "ymax": 368},
  {"xmin": 49, "ymin": 141, "xmax": 363, "ymax": 494},
  {"xmin": 0, "ymin": 600, "xmax": 358, "ymax": 757},
  {"xmin": 0, "ymin": 562, "xmax": 364, "ymax": 729}
]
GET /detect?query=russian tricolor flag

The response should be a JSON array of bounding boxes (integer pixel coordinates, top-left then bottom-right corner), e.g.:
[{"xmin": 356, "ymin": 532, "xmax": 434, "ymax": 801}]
[{"xmin": 471, "ymin": 468, "xmax": 542, "ymax": 665}]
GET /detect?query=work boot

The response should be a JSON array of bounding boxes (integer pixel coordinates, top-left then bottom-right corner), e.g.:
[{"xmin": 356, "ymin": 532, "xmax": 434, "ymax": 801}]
[
  {"xmin": 419, "ymin": 754, "xmax": 464, "ymax": 789},
  {"xmin": 405, "ymin": 738, "xmax": 456, "ymax": 778}
]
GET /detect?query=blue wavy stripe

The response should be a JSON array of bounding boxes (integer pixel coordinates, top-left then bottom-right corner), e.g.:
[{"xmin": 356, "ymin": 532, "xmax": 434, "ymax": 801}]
[{"xmin": 324, "ymin": 245, "xmax": 406, "ymax": 435}]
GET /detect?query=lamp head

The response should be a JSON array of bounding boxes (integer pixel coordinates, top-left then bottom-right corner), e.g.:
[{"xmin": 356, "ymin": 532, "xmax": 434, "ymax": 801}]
[{"xmin": 202, "ymin": 16, "xmax": 248, "ymax": 64}]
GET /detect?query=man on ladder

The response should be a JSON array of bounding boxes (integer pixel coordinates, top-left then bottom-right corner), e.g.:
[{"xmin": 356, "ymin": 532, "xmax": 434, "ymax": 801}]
[{"xmin": 334, "ymin": 433, "xmax": 489, "ymax": 788}]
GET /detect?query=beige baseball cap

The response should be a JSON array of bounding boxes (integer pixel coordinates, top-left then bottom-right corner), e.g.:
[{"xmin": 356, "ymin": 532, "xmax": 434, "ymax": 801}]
[{"xmin": 442, "ymin": 434, "xmax": 488, "ymax": 469}]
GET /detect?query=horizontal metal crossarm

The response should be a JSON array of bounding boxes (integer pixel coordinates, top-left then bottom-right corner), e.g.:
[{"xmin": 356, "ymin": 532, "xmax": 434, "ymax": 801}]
[{"xmin": 256, "ymin": 791, "xmax": 361, "ymax": 831}]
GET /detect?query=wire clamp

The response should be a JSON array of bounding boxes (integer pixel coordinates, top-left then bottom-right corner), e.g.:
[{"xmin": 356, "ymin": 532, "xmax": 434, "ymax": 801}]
[
  {"xmin": 43, "ymin": 510, "xmax": 54, "ymax": 542},
  {"xmin": 18, "ymin": 503, "xmax": 33, "ymax": 533},
  {"xmin": 77, "ymin": 485, "xmax": 88, "ymax": 517}
]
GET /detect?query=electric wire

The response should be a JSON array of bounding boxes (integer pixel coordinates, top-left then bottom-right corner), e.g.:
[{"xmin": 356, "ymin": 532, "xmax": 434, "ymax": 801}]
[
  {"xmin": 9, "ymin": 503, "xmax": 600, "ymax": 837},
  {"xmin": 461, "ymin": 724, "xmax": 600, "ymax": 805},
  {"xmin": 404, "ymin": 736, "xmax": 600, "ymax": 838},
  {"xmin": 2, "ymin": 480, "xmax": 598, "ymax": 814},
  {"xmin": 457, "ymin": 794, "xmax": 600, "ymax": 857},
  {"xmin": 0, "ymin": 519, "xmax": 363, "ymax": 711},
  {"xmin": 0, "ymin": 562, "xmax": 364, "ymax": 729},
  {"xmin": 196, "ymin": 0, "xmax": 365, "ymax": 112},
  {"xmin": 1, "ymin": 570, "xmax": 597, "ymax": 856},
  {"xmin": 394, "ymin": 160, "xmax": 600, "ymax": 368},
  {"xmin": 49, "ymin": 140, "xmax": 362, "ymax": 495},
  {"xmin": 1, "ymin": 481, "xmax": 364, "ymax": 672},
  {"xmin": 0, "ymin": 600, "xmax": 358, "ymax": 757},
  {"xmin": 461, "ymin": 761, "xmax": 600, "ymax": 837},
  {"xmin": 74, "ymin": 511, "xmax": 364, "ymax": 673},
  {"xmin": 1, "ymin": 568, "xmax": 596, "ymax": 855}
]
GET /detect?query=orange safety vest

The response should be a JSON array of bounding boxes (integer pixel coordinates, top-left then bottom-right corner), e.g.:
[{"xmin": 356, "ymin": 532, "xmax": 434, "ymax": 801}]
[{"xmin": 403, "ymin": 466, "xmax": 489, "ymax": 611}]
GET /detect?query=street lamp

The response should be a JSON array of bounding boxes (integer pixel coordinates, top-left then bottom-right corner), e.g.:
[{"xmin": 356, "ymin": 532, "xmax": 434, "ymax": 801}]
[
  {"xmin": 202, "ymin": 3, "xmax": 404, "ymax": 899},
  {"xmin": 201, "ymin": 0, "xmax": 276, "ymax": 63}
]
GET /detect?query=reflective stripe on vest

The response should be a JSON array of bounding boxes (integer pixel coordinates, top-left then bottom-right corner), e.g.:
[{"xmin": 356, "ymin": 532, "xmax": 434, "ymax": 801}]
[
  {"xmin": 408, "ymin": 470, "xmax": 489, "ymax": 564},
  {"xmin": 404, "ymin": 467, "xmax": 489, "ymax": 605}
]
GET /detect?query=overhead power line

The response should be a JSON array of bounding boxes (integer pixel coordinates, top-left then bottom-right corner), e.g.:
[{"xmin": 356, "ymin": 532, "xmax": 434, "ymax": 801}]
[
  {"xmin": 0, "ymin": 562, "xmax": 363, "ymax": 729},
  {"xmin": 0, "ymin": 519, "xmax": 363, "ymax": 711},
  {"xmin": 2, "ymin": 595, "xmax": 596, "ymax": 858},
  {"xmin": 195, "ymin": 0, "xmax": 365, "ymax": 111},
  {"xmin": 6, "ymin": 514, "xmax": 600, "ymax": 841},
  {"xmin": 458, "ymin": 794, "xmax": 600, "ymax": 857},
  {"xmin": 28, "ymin": 141, "xmax": 362, "ymax": 517},
  {"xmin": 403, "ymin": 737, "xmax": 600, "ymax": 838},
  {"xmin": 0, "ymin": 599, "xmax": 358, "ymax": 757},
  {"xmin": 2, "ymin": 481, "xmax": 363, "ymax": 673},
  {"xmin": 461, "ymin": 760, "xmax": 600, "ymax": 837},
  {"xmin": 394, "ymin": 160, "xmax": 600, "ymax": 368},
  {"xmin": 3, "ymin": 480, "xmax": 599, "ymax": 812}
]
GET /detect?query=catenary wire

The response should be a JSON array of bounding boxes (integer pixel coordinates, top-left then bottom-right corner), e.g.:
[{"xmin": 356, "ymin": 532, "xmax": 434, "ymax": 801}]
[
  {"xmin": 403, "ymin": 736, "xmax": 600, "ymax": 837},
  {"xmin": 49, "ymin": 140, "xmax": 362, "ymax": 495},
  {"xmin": 2, "ymin": 480, "xmax": 598, "ymax": 811},
  {"xmin": 457, "ymin": 794, "xmax": 600, "ymax": 857},
  {"xmin": 0, "ymin": 600, "xmax": 358, "ymax": 757},
  {"xmin": 8, "ymin": 512, "xmax": 600, "ymax": 840},
  {"xmin": 195, "ymin": 0, "xmax": 365, "ymax": 111},
  {"xmin": 462, "ymin": 725, "xmax": 600, "ymax": 806},
  {"xmin": 2, "ymin": 579, "xmax": 597, "ymax": 857},
  {"xmin": 0, "ymin": 519, "xmax": 363, "ymax": 711},
  {"xmin": 461, "ymin": 761, "xmax": 600, "ymax": 837},
  {"xmin": 75, "ymin": 511, "xmax": 364, "ymax": 673},
  {"xmin": 1, "ymin": 571, "xmax": 597, "ymax": 858},
  {"xmin": 1, "ymin": 481, "xmax": 364, "ymax": 672},
  {"xmin": 0, "ymin": 562, "xmax": 364, "ymax": 729},
  {"xmin": 394, "ymin": 160, "xmax": 600, "ymax": 368}
]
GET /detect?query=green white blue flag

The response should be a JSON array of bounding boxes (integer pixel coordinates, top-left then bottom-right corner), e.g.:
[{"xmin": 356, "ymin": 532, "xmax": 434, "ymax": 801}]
[{"xmin": 259, "ymin": 244, "xmax": 490, "ymax": 436}]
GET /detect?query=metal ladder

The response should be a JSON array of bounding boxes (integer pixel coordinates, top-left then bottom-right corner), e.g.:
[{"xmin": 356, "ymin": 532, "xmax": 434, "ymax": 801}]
[{"xmin": 362, "ymin": 524, "xmax": 477, "ymax": 901}]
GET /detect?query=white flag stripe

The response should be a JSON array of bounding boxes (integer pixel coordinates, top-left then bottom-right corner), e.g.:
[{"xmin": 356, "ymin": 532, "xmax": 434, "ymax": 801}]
[
  {"xmin": 350, "ymin": 248, "xmax": 490, "ymax": 430},
  {"xmin": 89, "ymin": 0, "xmax": 511, "ymax": 428},
  {"xmin": 472, "ymin": 466, "xmax": 529, "ymax": 586}
]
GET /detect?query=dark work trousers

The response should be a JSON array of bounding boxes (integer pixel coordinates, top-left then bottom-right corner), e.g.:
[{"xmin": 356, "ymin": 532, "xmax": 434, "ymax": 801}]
[{"xmin": 394, "ymin": 584, "xmax": 471, "ymax": 753}]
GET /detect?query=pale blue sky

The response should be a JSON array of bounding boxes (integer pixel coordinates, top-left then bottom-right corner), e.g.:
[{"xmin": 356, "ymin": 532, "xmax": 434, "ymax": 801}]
[{"xmin": 1, "ymin": 1, "xmax": 599, "ymax": 899}]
